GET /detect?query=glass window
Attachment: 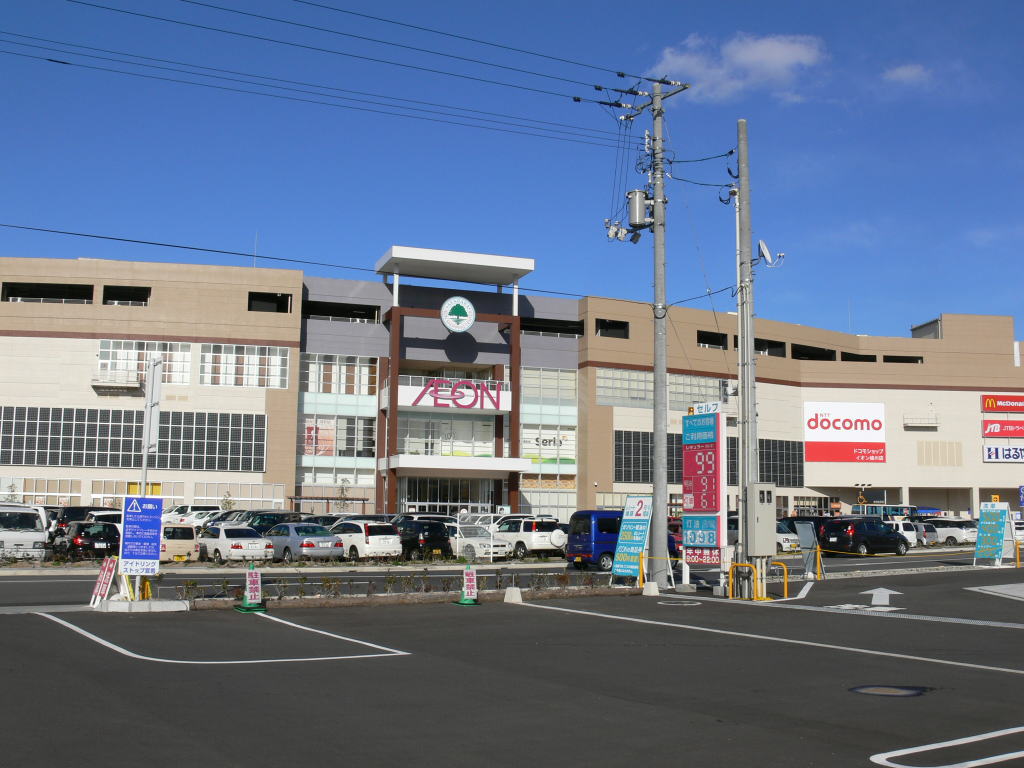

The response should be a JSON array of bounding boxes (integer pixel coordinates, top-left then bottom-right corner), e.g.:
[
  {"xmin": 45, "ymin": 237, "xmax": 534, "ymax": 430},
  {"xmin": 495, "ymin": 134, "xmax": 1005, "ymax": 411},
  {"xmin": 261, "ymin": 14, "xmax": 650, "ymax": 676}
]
[
  {"xmin": 300, "ymin": 354, "xmax": 377, "ymax": 394},
  {"xmin": 568, "ymin": 516, "xmax": 591, "ymax": 536},
  {"xmin": 199, "ymin": 344, "xmax": 289, "ymax": 388},
  {"xmin": 597, "ymin": 517, "xmax": 621, "ymax": 535},
  {"xmin": 98, "ymin": 340, "xmax": 191, "ymax": 384},
  {"xmin": 225, "ymin": 528, "xmax": 261, "ymax": 538}
]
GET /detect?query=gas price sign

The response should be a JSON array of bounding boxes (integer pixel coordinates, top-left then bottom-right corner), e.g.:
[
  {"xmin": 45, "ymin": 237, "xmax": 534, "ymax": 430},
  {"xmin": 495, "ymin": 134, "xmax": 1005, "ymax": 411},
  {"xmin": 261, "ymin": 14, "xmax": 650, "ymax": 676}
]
[{"xmin": 682, "ymin": 412, "xmax": 722, "ymax": 513}]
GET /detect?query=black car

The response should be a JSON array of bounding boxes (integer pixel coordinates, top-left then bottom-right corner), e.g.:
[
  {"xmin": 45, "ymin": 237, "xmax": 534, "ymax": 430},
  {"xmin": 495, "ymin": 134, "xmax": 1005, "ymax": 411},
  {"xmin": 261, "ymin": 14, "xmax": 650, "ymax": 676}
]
[
  {"xmin": 778, "ymin": 515, "xmax": 835, "ymax": 543},
  {"xmin": 54, "ymin": 521, "xmax": 120, "ymax": 559},
  {"xmin": 396, "ymin": 520, "xmax": 452, "ymax": 560},
  {"xmin": 821, "ymin": 517, "xmax": 908, "ymax": 556},
  {"xmin": 49, "ymin": 506, "xmax": 119, "ymax": 543},
  {"xmin": 246, "ymin": 511, "xmax": 305, "ymax": 535}
]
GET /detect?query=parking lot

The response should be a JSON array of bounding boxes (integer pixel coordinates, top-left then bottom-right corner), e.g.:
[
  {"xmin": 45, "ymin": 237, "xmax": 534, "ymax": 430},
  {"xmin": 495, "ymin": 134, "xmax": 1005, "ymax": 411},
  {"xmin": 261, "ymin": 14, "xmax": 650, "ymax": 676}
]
[{"xmin": 4, "ymin": 565, "xmax": 1024, "ymax": 767}]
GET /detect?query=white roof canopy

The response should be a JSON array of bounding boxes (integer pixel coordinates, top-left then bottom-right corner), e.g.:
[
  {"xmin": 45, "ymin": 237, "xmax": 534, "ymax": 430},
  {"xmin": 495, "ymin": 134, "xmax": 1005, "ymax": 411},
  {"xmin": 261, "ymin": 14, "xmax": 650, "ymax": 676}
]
[{"xmin": 375, "ymin": 246, "xmax": 534, "ymax": 286}]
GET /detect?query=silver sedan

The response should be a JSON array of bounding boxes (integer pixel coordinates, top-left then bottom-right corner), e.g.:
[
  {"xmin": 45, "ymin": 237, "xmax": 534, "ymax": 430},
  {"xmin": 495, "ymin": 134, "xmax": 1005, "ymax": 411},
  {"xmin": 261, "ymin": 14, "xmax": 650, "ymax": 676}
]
[{"xmin": 265, "ymin": 523, "xmax": 344, "ymax": 562}]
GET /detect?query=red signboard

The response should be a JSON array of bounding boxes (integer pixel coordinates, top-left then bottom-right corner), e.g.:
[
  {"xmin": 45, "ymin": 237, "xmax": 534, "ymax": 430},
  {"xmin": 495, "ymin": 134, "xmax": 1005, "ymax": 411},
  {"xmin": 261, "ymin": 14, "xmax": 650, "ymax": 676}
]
[
  {"xmin": 983, "ymin": 420, "xmax": 1024, "ymax": 437},
  {"xmin": 982, "ymin": 395, "xmax": 1024, "ymax": 413},
  {"xmin": 682, "ymin": 413, "xmax": 722, "ymax": 513},
  {"xmin": 684, "ymin": 547, "xmax": 721, "ymax": 566}
]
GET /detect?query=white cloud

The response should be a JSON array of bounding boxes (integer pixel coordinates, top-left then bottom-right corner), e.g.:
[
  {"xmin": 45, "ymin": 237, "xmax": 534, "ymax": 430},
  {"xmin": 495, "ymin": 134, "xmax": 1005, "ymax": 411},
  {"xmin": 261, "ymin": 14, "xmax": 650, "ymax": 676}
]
[
  {"xmin": 650, "ymin": 33, "xmax": 827, "ymax": 103},
  {"xmin": 882, "ymin": 63, "xmax": 932, "ymax": 86}
]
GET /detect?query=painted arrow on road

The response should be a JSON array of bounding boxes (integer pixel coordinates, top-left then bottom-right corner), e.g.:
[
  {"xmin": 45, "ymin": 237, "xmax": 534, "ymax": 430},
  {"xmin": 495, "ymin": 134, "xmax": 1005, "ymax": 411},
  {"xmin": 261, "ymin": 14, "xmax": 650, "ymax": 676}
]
[{"xmin": 861, "ymin": 587, "xmax": 902, "ymax": 607}]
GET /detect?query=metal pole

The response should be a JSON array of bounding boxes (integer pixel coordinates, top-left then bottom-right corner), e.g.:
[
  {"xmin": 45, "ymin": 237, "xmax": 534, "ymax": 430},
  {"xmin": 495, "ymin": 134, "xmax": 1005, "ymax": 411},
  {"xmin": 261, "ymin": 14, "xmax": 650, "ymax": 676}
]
[
  {"xmin": 649, "ymin": 80, "xmax": 669, "ymax": 589},
  {"xmin": 736, "ymin": 119, "xmax": 761, "ymax": 598}
]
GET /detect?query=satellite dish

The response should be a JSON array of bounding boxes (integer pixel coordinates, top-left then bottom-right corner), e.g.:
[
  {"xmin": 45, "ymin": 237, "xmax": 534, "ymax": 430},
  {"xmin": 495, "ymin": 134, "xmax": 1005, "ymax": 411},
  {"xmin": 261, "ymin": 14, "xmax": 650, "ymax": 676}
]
[{"xmin": 758, "ymin": 240, "xmax": 774, "ymax": 265}]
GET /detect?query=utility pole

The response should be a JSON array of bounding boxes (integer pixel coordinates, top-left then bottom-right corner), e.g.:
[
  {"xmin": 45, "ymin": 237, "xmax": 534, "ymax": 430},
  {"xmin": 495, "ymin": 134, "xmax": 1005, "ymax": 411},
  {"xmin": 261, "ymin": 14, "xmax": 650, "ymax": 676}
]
[
  {"xmin": 605, "ymin": 78, "xmax": 688, "ymax": 590},
  {"xmin": 735, "ymin": 119, "xmax": 760, "ymax": 597}
]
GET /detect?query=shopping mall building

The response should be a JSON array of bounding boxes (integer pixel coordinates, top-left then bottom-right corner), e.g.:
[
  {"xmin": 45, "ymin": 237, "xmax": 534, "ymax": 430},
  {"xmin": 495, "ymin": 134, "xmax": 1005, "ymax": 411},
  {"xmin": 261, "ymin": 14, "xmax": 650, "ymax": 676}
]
[{"xmin": 1, "ymin": 249, "xmax": 1022, "ymax": 519}]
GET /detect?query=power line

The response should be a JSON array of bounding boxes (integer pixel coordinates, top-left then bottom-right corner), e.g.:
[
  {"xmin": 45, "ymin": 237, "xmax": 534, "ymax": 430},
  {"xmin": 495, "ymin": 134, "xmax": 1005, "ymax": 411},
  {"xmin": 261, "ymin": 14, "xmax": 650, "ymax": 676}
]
[
  {"xmin": 0, "ymin": 49, "xmax": 634, "ymax": 150},
  {"xmin": 0, "ymin": 29, "xmax": 634, "ymax": 141},
  {"xmin": 0, "ymin": 39, "xmax": 636, "ymax": 146},
  {"xmin": 0, "ymin": 222, "xmax": 588, "ymax": 297},
  {"xmin": 68, "ymin": 0, "xmax": 622, "ymax": 106},
  {"xmin": 179, "ymin": 0, "xmax": 620, "ymax": 93},
  {"xmin": 667, "ymin": 149, "xmax": 735, "ymax": 164},
  {"xmin": 293, "ymin": 0, "xmax": 649, "ymax": 82}
]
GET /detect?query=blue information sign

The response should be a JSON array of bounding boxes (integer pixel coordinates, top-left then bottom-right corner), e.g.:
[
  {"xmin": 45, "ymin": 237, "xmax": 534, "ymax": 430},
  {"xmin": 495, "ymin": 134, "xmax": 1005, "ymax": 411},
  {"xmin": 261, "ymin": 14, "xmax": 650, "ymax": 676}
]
[
  {"xmin": 682, "ymin": 515, "xmax": 719, "ymax": 548},
  {"xmin": 974, "ymin": 503, "xmax": 1010, "ymax": 562},
  {"xmin": 119, "ymin": 496, "xmax": 164, "ymax": 576},
  {"xmin": 611, "ymin": 495, "xmax": 652, "ymax": 578}
]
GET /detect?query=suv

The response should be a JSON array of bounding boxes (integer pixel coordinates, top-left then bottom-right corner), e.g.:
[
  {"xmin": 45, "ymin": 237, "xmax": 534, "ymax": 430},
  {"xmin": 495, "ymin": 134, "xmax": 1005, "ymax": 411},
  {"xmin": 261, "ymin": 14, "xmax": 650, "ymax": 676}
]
[
  {"xmin": 822, "ymin": 518, "xmax": 908, "ymax": 556},
  {"xmin": 924, "ymin": 517, "xmax": 977, "ymax": 546},
  {"xmin": 48, "ymin": 506, "xmax": 119, "ymax": 542},
  {"xmin": 53, "ymin": 521, "xmax": 120, "ymax": 559},
  {"xmin": 395, "ymin": 519, "xmax": 452, "ymax": 560},
  {"xmin": 246, "ymin": 511, "xmax": 304, "ymax": 535},
  {"xmin": 493, "ymin": 517, "xmax": 567, "ymax": 559}
]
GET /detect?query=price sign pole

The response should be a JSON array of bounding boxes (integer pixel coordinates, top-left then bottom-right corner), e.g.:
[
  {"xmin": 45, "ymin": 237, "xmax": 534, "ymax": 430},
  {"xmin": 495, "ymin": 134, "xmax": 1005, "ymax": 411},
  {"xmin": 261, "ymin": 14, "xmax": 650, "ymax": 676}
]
[{"xmin": 682, "ymin": 406, "xmax": 726, "ymax": 588}]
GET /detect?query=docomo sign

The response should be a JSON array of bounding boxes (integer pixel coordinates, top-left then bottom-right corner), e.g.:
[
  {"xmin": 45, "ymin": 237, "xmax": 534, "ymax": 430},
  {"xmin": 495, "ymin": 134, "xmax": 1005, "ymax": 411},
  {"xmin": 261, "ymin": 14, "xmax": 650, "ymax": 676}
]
[
  {"xmin": 398, "ymin": 378, "xmax": 509, "ymax": 412},
  {"xmin": 803, "ymin": 402, "xmax": 886, "ymax": 463}
]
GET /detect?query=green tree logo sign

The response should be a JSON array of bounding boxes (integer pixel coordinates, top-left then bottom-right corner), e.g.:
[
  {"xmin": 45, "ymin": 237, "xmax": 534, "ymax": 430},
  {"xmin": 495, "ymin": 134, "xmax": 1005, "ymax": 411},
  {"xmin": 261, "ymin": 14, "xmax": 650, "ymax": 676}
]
[{"xmin": 440, "ymin": 296, "xmax": 476, "ymax": 333}]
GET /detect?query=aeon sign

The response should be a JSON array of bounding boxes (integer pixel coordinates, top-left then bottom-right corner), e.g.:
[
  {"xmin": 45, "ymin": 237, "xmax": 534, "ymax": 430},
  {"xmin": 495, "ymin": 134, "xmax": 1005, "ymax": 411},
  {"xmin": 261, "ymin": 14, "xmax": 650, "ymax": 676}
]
[
  {"xmin": 803, "ymin": 402, "xmax": 886, "ymax": 463},
  {"xmin": 399, "ymin": 378, "xmax": 510, "ymax": 413}
]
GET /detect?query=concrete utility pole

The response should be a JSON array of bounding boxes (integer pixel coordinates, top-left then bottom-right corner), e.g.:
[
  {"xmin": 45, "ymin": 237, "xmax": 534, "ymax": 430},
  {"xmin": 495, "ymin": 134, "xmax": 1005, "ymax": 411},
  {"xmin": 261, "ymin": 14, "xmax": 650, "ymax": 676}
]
[
  {"xmin": 735, "ymin": 119, "xmax": 760, "ymax": 596},
  {"xmin": 605, "ymin": 78, "xmax": 687, "ymax": 589}
]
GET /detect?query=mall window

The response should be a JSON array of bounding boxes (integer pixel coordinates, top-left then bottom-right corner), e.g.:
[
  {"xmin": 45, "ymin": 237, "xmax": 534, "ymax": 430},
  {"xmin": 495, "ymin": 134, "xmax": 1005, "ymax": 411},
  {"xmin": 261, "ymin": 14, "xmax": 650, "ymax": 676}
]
[
  {"xmin": 300, "ymin": 354, "xmax": 377, "ymax": 395},
  {"xmin": 519, "ymin": 489, "xmax": 576, "ymax": 520},
  {"xmin": 520, "ymin": 368, "xmax": 576, "ymax": 405},
  {"xmin": 697, "ymin": 330, "xmax": 727, "ymax": 350},
  {"xmin": 248, "ymin": 292, "xmax": 292, "ymax": 313},
  {"xmin": 200, "ymin": 345, "xmax": 289, "ymax": 388},
  {"xmin": 841, "ymin": 351, "xmax": 877, "ymax": 362},
  {"xmin": 791, "ymin": 344, "xmax": 836, "ymax": 361},
  {"xmin": 520, "ymin": 317, "xmax": 583, "ymax": 337},
  {"xmin": 595, "ymin": 318, "xmax": 629, "ymax": 339},
  {"xmin": 883, "ymin": 355, "xmax": 924, "ymax": 364},
  {"xmin": 2, "ymin": 282, "xmax": 93, "ymax": 304},
  {"xmin": 300, "ymin": 415, "xmax": 376, "ymax": 458},
  {"xmin": 397, "ymin": 413, "xmax": 494, "ymax": 458},
  {"xmin": 613, "ymin": 430, "xmax": 683, "ymax": 484},
  {"xmin": 0, "ymin": 406, "xmax": 265, "ymax": 472},
  {"xmin": 733, "ymin": 336, "xmax": 786, "ymax": 357},
  {"xmin": 303, "ymin": 300, "xmax": 379, "ymax": 324},
  {"xmin": 98, "ymin": 340, "xmax": 191, "ymax": 384},
  {"xmin": 597, "ymin": 368, "xmax": 723, "ymax": 411},
  {"xmin": 727, "ymin": 437, "xmax": 804, "ymax": 488}
]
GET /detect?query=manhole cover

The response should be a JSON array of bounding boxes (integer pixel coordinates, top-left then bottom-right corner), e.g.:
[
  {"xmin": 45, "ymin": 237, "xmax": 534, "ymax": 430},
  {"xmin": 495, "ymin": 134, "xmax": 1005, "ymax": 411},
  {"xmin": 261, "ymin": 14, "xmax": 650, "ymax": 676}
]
[{"xmin": 850, "ymin": 685, "xmax": 932, "ymax": 697}]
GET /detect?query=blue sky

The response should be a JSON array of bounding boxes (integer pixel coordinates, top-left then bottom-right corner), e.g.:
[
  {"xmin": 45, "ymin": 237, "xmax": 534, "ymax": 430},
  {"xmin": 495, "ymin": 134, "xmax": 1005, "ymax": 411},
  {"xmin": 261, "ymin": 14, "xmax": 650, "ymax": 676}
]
[{"xmin": 1, "ymin": 0, "xmax": 1022, "ymax": 339}]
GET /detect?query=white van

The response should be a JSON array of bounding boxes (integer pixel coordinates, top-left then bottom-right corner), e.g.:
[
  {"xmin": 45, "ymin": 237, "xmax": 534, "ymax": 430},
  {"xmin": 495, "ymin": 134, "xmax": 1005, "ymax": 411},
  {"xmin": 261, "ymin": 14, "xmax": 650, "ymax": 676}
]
[
  {"xmin": 0, "ymin": 504, "xmax": 50, "ymax": 560},
  {"xmin": 888, "ymin": 520, "xmax": 919, "ymax": 548}
]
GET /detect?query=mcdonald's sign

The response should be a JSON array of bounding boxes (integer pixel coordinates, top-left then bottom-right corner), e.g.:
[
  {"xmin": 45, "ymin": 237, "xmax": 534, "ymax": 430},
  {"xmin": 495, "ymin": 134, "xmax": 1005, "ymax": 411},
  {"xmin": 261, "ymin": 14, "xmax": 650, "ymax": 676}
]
[{"xmin": 981, "ymin": 394, "xmax": 1024, "ymax": 413}]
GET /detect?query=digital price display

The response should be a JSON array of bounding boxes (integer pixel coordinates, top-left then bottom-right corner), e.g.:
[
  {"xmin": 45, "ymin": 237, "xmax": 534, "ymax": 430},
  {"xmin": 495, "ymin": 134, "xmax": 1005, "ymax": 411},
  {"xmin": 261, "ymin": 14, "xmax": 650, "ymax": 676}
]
[{"xmin": 682, "ymin": 413, "xmax": 721, "ymax": 513}]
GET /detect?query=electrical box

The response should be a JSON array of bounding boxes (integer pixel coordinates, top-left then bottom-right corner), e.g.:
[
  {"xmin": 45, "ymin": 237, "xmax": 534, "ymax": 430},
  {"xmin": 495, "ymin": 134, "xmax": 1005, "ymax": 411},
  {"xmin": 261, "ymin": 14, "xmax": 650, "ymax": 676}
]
[{"xmin": 743, "ymin": 483, "xmax": 777, "ymax": 557}]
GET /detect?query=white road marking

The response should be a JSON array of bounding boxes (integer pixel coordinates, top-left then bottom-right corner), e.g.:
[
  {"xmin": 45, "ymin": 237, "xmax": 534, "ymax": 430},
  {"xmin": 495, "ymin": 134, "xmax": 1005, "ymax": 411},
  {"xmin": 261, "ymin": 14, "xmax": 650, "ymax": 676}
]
[
  {"xmin": 862, "ymin": 587, "xmax": 902, "ymax": 606},
  {"xmin": 515, "ymin": 602, "xmax": 1024, "ymax": 676},
  {"xmin": 966, "ymin": 585, "xmax": 1024, "ymax": 603},
  {"xmin": 656, "ymin": 600, "xmax": 700, "ymax": 606},
  {"xmin": 35, "ymin": 612, "xmax": 409, "ymax": 664},
  {"xmin": 658, "ymin": 593, "xmax": 1024, "ymax": 629},
  {"xmin": 870, "ymin": 725, "xmax": 1024, "ymax": 767}
]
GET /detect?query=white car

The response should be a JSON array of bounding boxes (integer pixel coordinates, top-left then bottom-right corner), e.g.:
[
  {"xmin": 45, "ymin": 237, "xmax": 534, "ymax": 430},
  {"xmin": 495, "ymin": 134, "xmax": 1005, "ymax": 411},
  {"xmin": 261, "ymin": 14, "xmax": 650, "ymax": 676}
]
[
  {"xmin": 163, "ymin": 505, "xmax": 223, "ymax": 525},
  {"xmin": 87, "ymin": 510, "xmax": 124, "ymax": 534},
  {"xmin": 888, "ymin": 520, "xmax": 920, "ymax": 548},
  {"xmin": 493, "ymin": 518, "xmax": 567, "ymax": 558},
  {"xmin": 913, "ymin": 522, "xmax": 940, "ymax": 547},
  {"xmin": 446, "ymin": 524, "xmax": 510, "ymax": 561},
  {"xmin": 198, "ymin": 526, "xmax": 273, "ymax": 564},
  {"xmin": 0, "ymin": 504, "xmax": 49, "ymax": 560},
  {"xmin": 774, "ymin": 521, "xmax": 800, "ymax": 553},
  {"xmin": 926, "ymin": 518, "xmax": 978, "ymax": 546},
  {"xmin": 330, "ymin": 520, "xmax": 401, "ymax": 560}
]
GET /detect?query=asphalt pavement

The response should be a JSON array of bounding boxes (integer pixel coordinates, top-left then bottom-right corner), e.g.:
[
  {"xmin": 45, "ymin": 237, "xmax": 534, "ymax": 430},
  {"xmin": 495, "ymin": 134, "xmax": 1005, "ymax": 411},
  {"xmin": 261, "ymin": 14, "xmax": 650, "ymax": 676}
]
[{"xmin": 4, "ymin": 565, "xmax": 1024, "ymax": 766}]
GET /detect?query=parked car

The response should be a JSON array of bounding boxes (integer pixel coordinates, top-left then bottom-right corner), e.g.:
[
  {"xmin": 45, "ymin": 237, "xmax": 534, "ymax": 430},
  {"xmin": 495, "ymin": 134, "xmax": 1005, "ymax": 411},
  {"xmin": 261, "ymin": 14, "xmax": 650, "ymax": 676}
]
[
  {"xmin": 0, "ymin": 504, "xmax": 50, "ymax": 560},
  {"xmin": 335, "ymin": 514, "xmax": 391, "ymax": 524},
  {"xmin": 163, "ymin": 505, "xmax": 223, "ymax": 525},
  {"xmin": 493, "ymin": 517, "xmax": 566, "ymax": 558},
  {"xmin": 265, "ymin": 523, "xmax": 342, "ymax": 562},
  {"xmin": 54, "ymin": 521, "xmax": 120, "ymax": 560},
  {"xmin": 1014, "ymin": 521, "xmax": 1024, "ymax": 542},
  {"xmin": 778, "ymin": 515, "xmax": 834, "ymax": 543},
  {"xmin": 565, "ymin": 509, "xmax": 684, "ymax": 571},
  {"xmin": 913, "ymin": 522, "xmax": 940, "ymax": 547},
  {"xmin": 246, "ymin": 511, "xmax": 305, "ymax": 535},
  {"xmin": 821, "ymin": 518, "xmax": 908, "ymax": 556},
  {"xmin": 161, "ymin": 524, "xmax": 200, "ymax": 562},
  {"xmin": 302, "ymin": 515, "xmax": 342, "ymax": 528},
  {"xmin": 86, "ymin": 511, "xmax": 123, "ymax": 534},
  {"xmin": 330, "ymin": 520, "xmax": 401, "ymax": 560},
  {"xmin": 48, "ymin": 506, "xmax": 118, "ymax": 542},
  {"xmin": 395, "ymin": 519, "xmax": 452, "ymax": 560},
  {"xmin": 198, "ymin": 526, "xmax": 274, "ymax": 563},
  {"xmin": 926, "ymin": 518, "xmax": 978, "ymax": 546},
  {"xmin": 888, "ymin": 520, "xmax": 920, "ymax": 548},
  {"xmin": 775, "ymin": 521, "xmax": 800, "ymax": 553},
  {"xmin": 446, "ymin": 523, "xmax": 510, "ymax": 561}
]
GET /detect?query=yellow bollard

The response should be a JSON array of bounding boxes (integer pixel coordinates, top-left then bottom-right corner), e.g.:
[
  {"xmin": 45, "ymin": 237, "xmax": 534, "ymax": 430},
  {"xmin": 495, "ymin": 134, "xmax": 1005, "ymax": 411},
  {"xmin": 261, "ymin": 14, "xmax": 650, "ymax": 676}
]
[{"xmin": 770, "ymin": 561, "xmax": 789, "ymax": 599}]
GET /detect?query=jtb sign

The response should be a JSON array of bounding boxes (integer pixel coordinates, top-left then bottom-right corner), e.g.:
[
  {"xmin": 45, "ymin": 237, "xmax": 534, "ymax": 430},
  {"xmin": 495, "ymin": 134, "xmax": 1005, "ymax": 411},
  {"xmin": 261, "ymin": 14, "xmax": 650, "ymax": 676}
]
[
  {"xmin": 119, "ymin": 496, "xmax": 163, "ymax": 576},
  {"xmin": 398, "ymin": 379, "xmax": 510, "ymax": 412}
]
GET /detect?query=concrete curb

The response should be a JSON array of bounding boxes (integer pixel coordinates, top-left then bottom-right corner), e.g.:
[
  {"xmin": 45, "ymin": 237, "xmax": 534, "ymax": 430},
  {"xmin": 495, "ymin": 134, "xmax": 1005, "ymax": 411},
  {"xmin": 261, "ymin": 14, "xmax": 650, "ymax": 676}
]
[
  {"xmin": 96, "ymin": 599, "xmax": 189, "ymax": 613},
  {"xmin": 190, "ymin": 585, "xmax": 643, "ymax": 610}
]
